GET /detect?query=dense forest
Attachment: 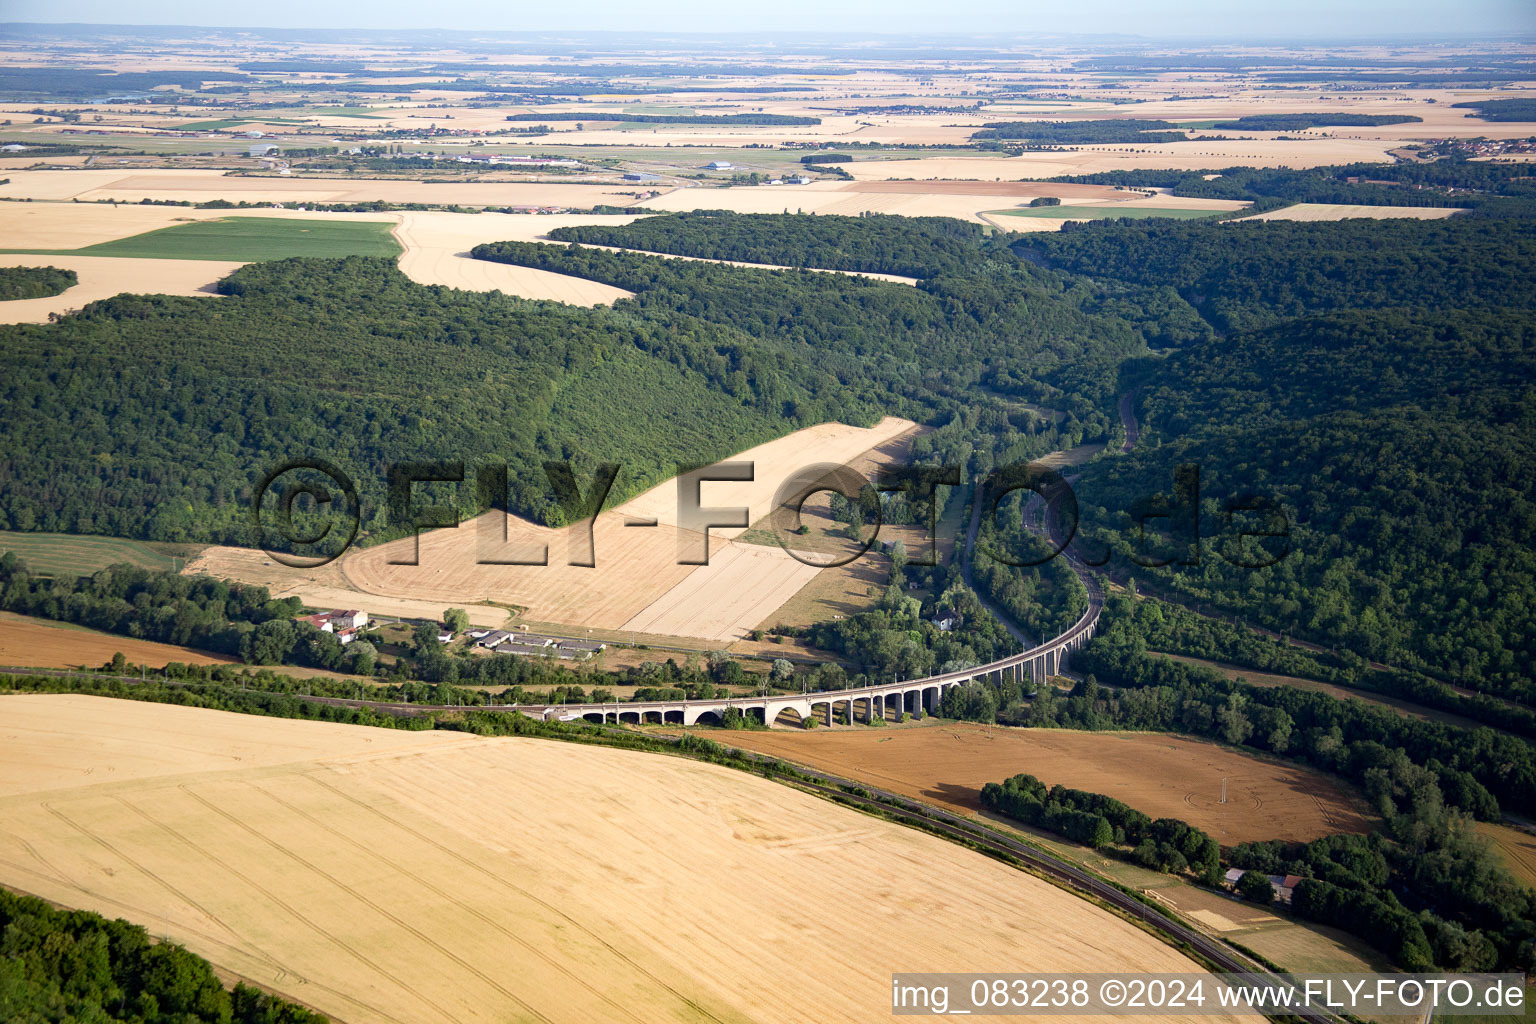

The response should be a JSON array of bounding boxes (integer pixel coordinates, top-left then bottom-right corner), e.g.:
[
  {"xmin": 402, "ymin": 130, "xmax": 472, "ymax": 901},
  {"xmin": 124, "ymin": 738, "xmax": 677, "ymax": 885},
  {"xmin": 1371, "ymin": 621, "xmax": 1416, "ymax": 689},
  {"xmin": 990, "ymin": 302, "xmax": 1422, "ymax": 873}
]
[
  {"xmin": 802, "ymin": 556, "xmax": 1017, "ymax": 682},
  {"xmin": 1451, "ymin": 98, "xmax": 1536, "ymax": 121},
  {"xmin": 6, "ymin": 204, "xmax": 1533, "ymax": 716},
  {"xmin": 0, "ymin": 257, "xmax": 863, "ymax": 547},
  {"xmin": 0, "ymin": 65, "xmax": 249, "ymax": 97},
  {"xmin": 547, "ymin": 210, "xmax": 986, "ymax": 277},
  {"xmin": 0, "ymin": 887, "xmax": 327, "ymax": 1022},
  {"xmin": 1051, "ymin": 159, "xmax": 1536, "ymax": 213},
  {"xmin": 1065, "ymin": 596, "xmax": 1533, "ymax": 818},
  {"xmin": 0, "ymin": 265, "xmax": 75, "ymax": 301},
  {"xmin": 972, "ymin": 491, "xmax": 1088, "ymax": 644},
  {"xmin": 2, "ymin": 211, "xmax": 1207, "ymax": 551},
  {"xmin": 972, "ymin": 119, "xmax": 1189, "ymax": 144},
  {"xmin": 1115, "ymin": 590, "xmax": 1536, "ymax": 739},
  {"xmin": 1229, "ymin": 821, "xmax": 1533, "ymax": 972},
  {"xmin": 982, "ymin": 744, "xmax": 1533, "ymax": 972},
  {"xmin": 1021, "ymin": 216, "xmax": 1536, "ymax": 702},
  {"xmin": 1022, "ymin": 218, "xmax": 1536, "ymax": 330},
  {"xmin": 1065, "ymin": 310, "xmax": 1535, "ymax": 701},
  {"xmin": 1209, "ymin": 113, "xmax": 1421, "ymax": 130}
]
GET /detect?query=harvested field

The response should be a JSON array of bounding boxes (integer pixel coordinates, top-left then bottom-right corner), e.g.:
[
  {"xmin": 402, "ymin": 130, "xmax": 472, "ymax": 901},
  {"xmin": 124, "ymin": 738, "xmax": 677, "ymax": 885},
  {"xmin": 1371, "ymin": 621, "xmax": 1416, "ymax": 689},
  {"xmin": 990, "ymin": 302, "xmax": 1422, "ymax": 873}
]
[
  {"xmin": 193, "ymin": 417, "xmax": 916, "ymax": 643},
  {"xmin": 0, "ymin": 611, "xmax": 376, "ymax": 684},
  {"xmin": 748, "ymin": 424, "xmax": 950, "ymax": 630},
  {"xmin": 1149, "ymin": 884, "xmax": 1282, "ymax": 935},
  {"xmin": 0, "ymin": 610, "xmax": 236, "ymax": 670},
  {"xmin": 637, "ymin": 181, "xmax": 1029, "ymax": 223},
  {"xmin": 392, "ymin": 211, "xmax": 635, "ymax": 304},
  {"xmin": 1477, "ymin": 822, "xmax": 1536, "ymax": 889},
  {"xmin": 178, "ymin": 549, "xmax": 516, "ymax": 630},
  {"xmin": 0, "ymin": 169, "xmax": 667, "ymax": 208},
  {"xmin": 1237, "ymin": 203, "xmax": 1466, "ymax": 221},
  {"xmin": 618, "ymin": 540, "xmax": 822, "ymax": 639},
  {"xmin": 833, "ymin": 140, "xmax": 1402, "ymax": 183},
  {"xmin": 716, "ymin": 723, "xmax": 1372, "ymax": 844},
  {"xmin": 638, "ymin": 179, "xmax": 1243, "ymax": 226},
  {"xmin": 1155, "ymin": 881, "xmax": 1393, "ymax": 975},
  {"xmin": 0, "ymin": 694, "xmax": 1252, "ymax": 1024},
  {"xmin": 0, "ymin": 202, "xmax": 246, "ymax": 249},
  {"xmin": 844, "ymin": 179, "xmax": 1146, "ymax": 199},
  {"xmin": 753, "ymin": 549, "xmax": 888, "ymax": 630},
  {"xmin": 0, "ymin": 253, "xmax": 242, "ymax": 324}
]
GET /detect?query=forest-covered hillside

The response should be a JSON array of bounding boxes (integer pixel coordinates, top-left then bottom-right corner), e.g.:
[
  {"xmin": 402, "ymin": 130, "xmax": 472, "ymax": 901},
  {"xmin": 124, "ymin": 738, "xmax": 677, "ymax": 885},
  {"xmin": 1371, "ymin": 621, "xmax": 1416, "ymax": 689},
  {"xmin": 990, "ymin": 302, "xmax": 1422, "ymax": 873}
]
[
  {"xmin": 547, "ymin": 210, "xmax": 986, "ymax": 277},
  {"xmin": 1019, "ymin": 216, "xmax": 1536, "ymax": 703},
  {"xmin": 3, "ymin": 206, "xmax": 1533, "ymax": 709},
  {"xmin": 0, "ymin": 229, "xmax": 1157, "ymax": 551},
  {"xmin": 1020, "ymin": 218, "xmax": 1536, "ymax": 331}
]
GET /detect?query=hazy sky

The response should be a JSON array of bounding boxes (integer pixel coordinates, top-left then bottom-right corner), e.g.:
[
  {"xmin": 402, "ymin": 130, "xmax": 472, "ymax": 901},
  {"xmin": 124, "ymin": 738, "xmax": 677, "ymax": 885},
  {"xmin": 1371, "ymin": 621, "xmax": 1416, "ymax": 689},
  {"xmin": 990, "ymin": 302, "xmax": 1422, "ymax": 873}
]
[{"xmin": 4, "ymin": 0, "xmax": 1532, "ymax": 39}]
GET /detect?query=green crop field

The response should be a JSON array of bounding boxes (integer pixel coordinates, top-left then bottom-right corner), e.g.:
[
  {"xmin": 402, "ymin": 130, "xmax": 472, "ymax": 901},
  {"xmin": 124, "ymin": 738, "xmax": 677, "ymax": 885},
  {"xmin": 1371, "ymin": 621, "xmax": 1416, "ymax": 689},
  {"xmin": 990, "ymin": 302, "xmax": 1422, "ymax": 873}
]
[
  {"xmin": 306, "ymin": 108, "xmax": 384, "ymax": 118},
  {"xmin": 991, "ymin": 205, "xmax": 1226, "ymax": 221},
  {"xmin": 0, "ymin": 531, "xmax": 205, "ymax": 577},
  {"xmin": 177, "ymin": 117, "xmax": 312, "ymax": 130},
  {"xmin": 2, "ymin": 217, "xmax": 401, "ymax": 262}
]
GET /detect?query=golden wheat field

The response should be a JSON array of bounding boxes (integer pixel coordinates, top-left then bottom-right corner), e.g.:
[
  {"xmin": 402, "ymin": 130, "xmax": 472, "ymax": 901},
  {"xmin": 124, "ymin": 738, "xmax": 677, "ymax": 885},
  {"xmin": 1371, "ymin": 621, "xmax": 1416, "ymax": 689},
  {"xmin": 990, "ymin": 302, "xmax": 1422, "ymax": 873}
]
[
  {"xmin": 0, "ymin": 694, "xmax": 1257, "ymax": 1024},
  {"xmin": 391, "ymin": 211, "xmax": 637, "ymax": 304},
  {"xmin": 0, "ymin": 253, "xmax": 244, "ymax": 324},
  {"xmin": 0, "ymin": 169, "xmax": 663, "ymax": 208},
  {"xmin": 1238, "ymin": 203, "xmax": 1467, "ymax": 221},
  {"xmin": 190, "ymin": 417, "xmax": 916, "ymax": 641}
]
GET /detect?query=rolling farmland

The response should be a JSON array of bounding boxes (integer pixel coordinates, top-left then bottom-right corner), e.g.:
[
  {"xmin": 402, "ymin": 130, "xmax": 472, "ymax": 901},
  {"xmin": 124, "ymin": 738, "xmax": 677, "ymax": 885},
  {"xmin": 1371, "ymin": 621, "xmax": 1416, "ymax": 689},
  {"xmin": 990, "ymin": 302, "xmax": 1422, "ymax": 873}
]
[
  {"xmin": 4, "ymin": 216, "xmax": 401, "ymax": 261},
  {"xmin": 1237, "ymin": 203, "xmax": 1467, "ymax": 221},
  {"xmin": 0, "ymin": 694, "xmax": 1255, "ymax": 1024},
  {"xmin": 193, "ymin": 417, "xmax": 917, "ymax": 642}
]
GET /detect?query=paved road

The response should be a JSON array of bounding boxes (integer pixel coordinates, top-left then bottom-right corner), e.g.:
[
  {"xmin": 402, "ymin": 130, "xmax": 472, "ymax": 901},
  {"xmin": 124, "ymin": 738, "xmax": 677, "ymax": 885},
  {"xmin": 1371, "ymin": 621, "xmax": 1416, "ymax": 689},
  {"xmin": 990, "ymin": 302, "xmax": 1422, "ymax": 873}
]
[{"xmin": 1119, "ymin": 389, "xmax": 1140, "ymax": 452}]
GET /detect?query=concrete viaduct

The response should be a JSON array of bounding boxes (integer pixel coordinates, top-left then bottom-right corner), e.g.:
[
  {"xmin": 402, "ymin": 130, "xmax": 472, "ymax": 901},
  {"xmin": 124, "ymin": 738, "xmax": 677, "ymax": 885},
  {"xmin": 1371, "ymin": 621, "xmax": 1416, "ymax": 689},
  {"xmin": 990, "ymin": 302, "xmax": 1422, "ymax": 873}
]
[{"xmin": 528, "ymin": 574, "xmax": 1103, "ymax": 729}]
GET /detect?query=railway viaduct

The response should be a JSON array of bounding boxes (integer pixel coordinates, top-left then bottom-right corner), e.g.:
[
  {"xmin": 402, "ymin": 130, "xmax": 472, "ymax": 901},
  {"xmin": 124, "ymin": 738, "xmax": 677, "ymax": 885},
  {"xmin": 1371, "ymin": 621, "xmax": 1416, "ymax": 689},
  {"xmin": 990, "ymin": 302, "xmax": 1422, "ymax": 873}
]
[{"xmin": 532, "ymin": 574, "xmax": 1103, "ymax": 728}]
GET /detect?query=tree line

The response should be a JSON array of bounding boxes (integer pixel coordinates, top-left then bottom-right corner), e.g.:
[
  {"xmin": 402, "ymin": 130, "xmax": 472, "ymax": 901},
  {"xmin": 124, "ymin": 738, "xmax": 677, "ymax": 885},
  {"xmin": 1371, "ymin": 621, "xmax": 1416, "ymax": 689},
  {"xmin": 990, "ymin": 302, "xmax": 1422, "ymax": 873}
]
[
  {"xmin": 1210, "ymin": 113, "xmax": 1421, "ymax": 131},
  {"xmin": 1044, "ymin": 159, "xmax": 1536, "ymax": 214},
  {"xmin": 546, "ymin": 210, "xmax": 987, "ymax": 278},
  {"xmin": 981, "ymin": 772, "xmax": 1220, "ymax": 880},
  {"xmin": 0, "ymin": 887, "xmax": 327, "ymax": 1023},
  {"xmin": 972, "ymin": 119, "xmax": 1190, "ymax": 144},
  {"xmin": 1116, "ymin": 594, "xmax": 1536, "ymax": 739},
  {"xmin": 0, "ymin": 265, "xmax": 75, "ymax": 301}
]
